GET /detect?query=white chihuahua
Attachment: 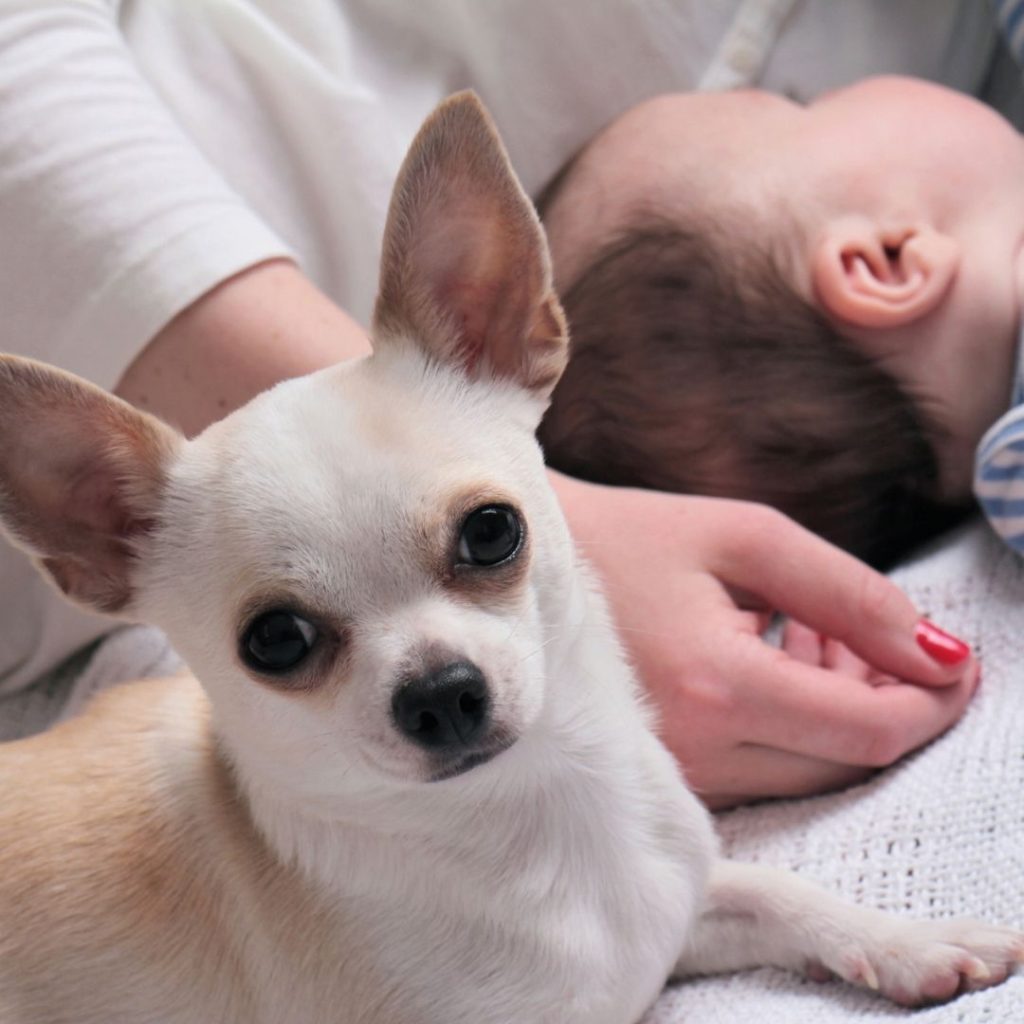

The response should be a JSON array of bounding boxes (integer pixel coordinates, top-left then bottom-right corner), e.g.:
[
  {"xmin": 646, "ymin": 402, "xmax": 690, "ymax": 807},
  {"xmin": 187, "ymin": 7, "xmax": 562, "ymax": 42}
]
[{"xmin": 0, "ymin": 93, "xmax": 1019, "ymax": 1024}]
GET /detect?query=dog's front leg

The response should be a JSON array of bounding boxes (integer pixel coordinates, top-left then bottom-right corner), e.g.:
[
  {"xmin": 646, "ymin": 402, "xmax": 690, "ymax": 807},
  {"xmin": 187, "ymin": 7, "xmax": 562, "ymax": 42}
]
[{"xmin": 673, "ymin": 859, "xmax": 1024, "ymax": 1006}]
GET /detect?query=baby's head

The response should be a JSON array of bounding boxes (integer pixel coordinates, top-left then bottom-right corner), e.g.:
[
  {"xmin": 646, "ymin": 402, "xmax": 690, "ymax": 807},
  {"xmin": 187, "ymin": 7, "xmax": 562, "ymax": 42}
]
[{"xmin": 538, "ymin": 78, "xmax": 1024, "ymax": 564}]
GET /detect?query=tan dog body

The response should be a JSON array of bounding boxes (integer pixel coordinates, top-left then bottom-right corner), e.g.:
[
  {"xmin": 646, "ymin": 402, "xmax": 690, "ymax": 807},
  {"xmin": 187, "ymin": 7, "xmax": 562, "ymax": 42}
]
[
  {"xmin": 0, "ymin": 668, "xmax": 705, "ymax": 1024},
  {"xmin": 0, "ymin": 94, "xmax": 1020, "ymax": 1023}
]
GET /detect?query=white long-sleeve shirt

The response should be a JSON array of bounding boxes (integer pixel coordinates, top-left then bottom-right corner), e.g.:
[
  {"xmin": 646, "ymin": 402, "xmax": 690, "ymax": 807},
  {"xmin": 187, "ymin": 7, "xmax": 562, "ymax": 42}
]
[{"xmin": 0, "ymin": 0, "xmax": 1005, "ymax": 694}]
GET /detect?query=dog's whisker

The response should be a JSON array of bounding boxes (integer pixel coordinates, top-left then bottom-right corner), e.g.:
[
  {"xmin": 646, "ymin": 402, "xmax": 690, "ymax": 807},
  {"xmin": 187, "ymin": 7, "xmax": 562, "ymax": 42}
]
[
  {"xmin": 502, "ymin": 613, "xmax": 527, "ymax": 645},
  {"xmin": 518, "ymin": 632, "xmax": 564, "ymax": 664},
  {"xmin": 600, "ymin": 626, "xmax": 679, "ymax": 639},
  {"xmin": 558, "ymin": 622, "xmax": 680, "ymax": 640}
]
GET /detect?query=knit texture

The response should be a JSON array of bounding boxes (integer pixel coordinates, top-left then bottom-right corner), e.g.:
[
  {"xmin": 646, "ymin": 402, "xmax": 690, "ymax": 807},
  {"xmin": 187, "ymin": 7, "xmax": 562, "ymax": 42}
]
[{"xmin": 647, "ymin": 522, "xmax": 1024, "ymax": 1023}]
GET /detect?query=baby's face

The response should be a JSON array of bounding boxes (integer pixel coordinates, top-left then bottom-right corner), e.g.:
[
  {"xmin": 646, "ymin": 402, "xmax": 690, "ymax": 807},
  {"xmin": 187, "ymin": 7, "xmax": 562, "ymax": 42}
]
[{"xmin": 546, "ymin": 77, "xmax": 1024, "ymax": 500}]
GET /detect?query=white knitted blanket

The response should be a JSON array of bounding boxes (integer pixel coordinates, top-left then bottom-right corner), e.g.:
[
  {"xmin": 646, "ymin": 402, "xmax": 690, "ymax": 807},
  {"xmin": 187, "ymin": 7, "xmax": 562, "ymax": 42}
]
[
  {"xmin": 4, "ymin": 522, "xmax": 1021, "ymax": 1022},
  {"xmin": 648, "ymin": 522, "xmax": 1024, "ymax": 1024}
]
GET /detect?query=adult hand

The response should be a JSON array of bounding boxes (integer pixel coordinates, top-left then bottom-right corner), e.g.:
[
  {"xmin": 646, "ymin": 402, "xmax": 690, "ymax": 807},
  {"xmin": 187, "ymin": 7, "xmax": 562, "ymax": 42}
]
[{"xmin": 550, "ymin": 474, "xmax": 977, "ymax": 809}]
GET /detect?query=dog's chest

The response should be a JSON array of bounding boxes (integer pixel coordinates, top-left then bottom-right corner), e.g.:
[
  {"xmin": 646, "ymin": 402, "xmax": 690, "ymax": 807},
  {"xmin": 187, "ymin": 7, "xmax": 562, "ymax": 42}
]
[{"xmin": 280, "ymin": 739, "xmax": 714, "ymax": 1024}]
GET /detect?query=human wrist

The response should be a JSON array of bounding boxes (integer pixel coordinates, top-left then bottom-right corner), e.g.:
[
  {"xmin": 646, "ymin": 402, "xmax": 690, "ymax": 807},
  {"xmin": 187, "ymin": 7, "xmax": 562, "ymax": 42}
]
[{"xmin": 545, "ymin": 467, "xmax": 620, "ymax": 545}]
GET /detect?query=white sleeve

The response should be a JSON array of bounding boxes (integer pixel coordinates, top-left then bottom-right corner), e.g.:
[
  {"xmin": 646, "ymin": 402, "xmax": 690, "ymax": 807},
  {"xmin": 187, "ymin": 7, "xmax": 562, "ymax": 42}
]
[{"xmin": 0, "ymin": 0, "xmax": 294, "ymax": 390}]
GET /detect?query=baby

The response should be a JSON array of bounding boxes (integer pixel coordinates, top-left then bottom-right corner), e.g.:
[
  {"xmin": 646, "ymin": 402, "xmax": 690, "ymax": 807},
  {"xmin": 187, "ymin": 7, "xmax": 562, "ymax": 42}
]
[{"xmin": 537, "ymin": 77, "xmax": 1023, "ymax": 566}]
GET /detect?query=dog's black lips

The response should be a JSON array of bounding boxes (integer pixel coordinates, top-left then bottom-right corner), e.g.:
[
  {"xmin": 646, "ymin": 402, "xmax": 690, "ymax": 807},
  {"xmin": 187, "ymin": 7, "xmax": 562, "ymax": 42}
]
[{"xmin": 430, "ymin": 737, "xmax": 516, "ymax": 782}]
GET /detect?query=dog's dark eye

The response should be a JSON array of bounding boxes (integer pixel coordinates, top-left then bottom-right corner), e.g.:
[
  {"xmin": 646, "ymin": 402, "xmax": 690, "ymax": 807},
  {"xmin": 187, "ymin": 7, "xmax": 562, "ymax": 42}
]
[
  {"xmin": 241, "ymin": 610, "xmax": 318, "ymax": 673},
  {"xmin": 457, "ymin": 505, "xmax": 523, "ymax": 567}
]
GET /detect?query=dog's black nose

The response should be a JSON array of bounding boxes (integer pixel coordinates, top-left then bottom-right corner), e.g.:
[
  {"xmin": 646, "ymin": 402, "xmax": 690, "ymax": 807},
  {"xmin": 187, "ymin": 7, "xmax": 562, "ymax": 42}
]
[{"xmin": 392, "ymin": 661, "xmax": 491, "ymax": 750}]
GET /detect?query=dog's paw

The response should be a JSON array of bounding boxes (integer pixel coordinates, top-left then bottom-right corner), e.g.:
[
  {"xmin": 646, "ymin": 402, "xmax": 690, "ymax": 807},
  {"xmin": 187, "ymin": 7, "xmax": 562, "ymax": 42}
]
[{"xmin": 811, "ymin": 918, "xmax": 1024, "ymax": 1006}]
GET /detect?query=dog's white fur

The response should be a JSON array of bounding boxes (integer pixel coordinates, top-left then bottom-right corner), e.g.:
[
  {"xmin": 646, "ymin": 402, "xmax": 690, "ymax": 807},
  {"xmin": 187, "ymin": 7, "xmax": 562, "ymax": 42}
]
[{"xmin": 0, "ymin": 93, "xmax": 1020, "ymax": 1024}]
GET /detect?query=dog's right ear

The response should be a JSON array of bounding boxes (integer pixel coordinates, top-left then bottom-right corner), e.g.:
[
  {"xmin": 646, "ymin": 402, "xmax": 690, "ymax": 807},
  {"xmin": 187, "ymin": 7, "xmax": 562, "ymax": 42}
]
[
  {"xmin": 0, "ymin": 356, "xmax": 181, "ymax": 614},
  {"xmin": 372, "ymin": 91, "xmax": 568, "ymax": 406}
]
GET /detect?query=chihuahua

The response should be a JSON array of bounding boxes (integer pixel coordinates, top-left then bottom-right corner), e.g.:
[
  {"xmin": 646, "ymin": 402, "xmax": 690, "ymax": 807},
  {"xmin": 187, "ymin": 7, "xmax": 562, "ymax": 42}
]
[{"xmin": 0, "ymin": 93, "xmax": 1019, "ymax": 1024}]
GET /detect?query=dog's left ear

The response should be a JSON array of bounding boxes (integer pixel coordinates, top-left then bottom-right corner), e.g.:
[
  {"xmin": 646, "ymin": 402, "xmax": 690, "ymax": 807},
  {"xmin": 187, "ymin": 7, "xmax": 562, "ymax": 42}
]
[
  {"xmin": 372, "ymin": 91, "xmax": 568, "ymax": 406},
  {"xmin": 0, "ymin": 357, "xmax": 181, "ymax": 614}
]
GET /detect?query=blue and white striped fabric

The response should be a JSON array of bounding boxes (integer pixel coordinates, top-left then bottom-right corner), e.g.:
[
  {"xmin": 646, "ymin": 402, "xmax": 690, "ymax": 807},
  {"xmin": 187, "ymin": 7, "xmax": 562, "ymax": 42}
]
[
  {"xmin": 993, "ymin": 0, "xmax": 1024, "ymax": 65},
  {"xmin": 970, "ymin": 2, "xmax": 1024, "ymax": 549},
  {"xmin": 975, "ymin": 337, "xmax": 1024, "ymax": 552}
]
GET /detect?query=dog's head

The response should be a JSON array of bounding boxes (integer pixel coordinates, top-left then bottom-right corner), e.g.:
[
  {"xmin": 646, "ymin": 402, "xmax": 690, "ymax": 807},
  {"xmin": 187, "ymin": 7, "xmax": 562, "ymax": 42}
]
[{"xmin": 0, "ymin": 94, "xmax": 574, "ymax": 794}]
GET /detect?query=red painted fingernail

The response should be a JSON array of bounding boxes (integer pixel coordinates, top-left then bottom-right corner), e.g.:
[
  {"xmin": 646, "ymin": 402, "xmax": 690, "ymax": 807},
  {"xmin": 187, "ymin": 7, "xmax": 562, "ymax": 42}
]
[{"xmin": 915, "ymin": 619, "xmax": 970, "ymax": 665}]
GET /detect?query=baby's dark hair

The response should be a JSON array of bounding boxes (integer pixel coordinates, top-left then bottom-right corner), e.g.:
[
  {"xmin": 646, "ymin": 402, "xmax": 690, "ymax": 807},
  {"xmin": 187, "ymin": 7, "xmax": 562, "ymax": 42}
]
[{"xmin": 537, "ymin": 217, "xmax": 969, "ymax": 567}]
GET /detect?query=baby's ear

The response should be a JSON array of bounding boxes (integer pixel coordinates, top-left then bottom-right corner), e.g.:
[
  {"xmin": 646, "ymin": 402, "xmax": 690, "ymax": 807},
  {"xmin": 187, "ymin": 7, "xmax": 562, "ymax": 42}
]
[
  {"xmin": 372, "ymin": 91, "xmax": 568, "ymax": 405},
  {"xmin": 0, "ymin": 356, "xmax": 181, "ymax": 615},
  {"xmin": 811, "ymin": 218, "xmax": 959, "ymax": 330}
]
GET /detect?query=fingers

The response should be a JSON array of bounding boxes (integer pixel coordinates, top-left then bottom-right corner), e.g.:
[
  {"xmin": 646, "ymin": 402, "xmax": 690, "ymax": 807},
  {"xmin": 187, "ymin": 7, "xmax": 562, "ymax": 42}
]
[
  {"xmin": 822, "ymin": 636, "xmax": 873, "ymax": 677},
  {"xmin": 734, "ymin": 637, "xmax": 978, "ymax": 766},
  {"xmin": 781, "ymin": 619, "xmax": 822, "ymax": 666},
  {"xmin": 782, "ymin": 620, "xmax": 893, "ymax": 683},
  {"xmin": 709, "ymin": 502, "xmax": 973, "ymax": 687}
]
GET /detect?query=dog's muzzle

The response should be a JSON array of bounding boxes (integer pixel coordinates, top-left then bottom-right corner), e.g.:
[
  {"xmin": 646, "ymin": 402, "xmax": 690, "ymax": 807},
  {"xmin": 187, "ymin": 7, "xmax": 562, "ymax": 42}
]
[
  {"xmin": 391, "ymin": 659, "xmax": 492, "ymax": 752},
  {"xmin": 391, "ymin": 659, "xmax": 518, "ymax": 780}
]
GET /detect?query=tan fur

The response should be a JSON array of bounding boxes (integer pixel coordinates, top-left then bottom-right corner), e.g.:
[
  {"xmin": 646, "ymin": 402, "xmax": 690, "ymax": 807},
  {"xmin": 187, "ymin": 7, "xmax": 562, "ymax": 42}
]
[{"xmin": 0, "ymin": 677, "xmax": 396, "ymax": 1024}]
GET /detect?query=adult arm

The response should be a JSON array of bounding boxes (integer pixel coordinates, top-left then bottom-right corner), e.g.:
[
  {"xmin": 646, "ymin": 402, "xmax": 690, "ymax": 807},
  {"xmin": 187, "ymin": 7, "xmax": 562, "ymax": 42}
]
[
  {"xmin": 0, "ymin": 0, "xmax": 292, "ymax": 391},
  {"xmin": 115, "ymin": 260, "xmax": 370, "ymax": 434}
]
